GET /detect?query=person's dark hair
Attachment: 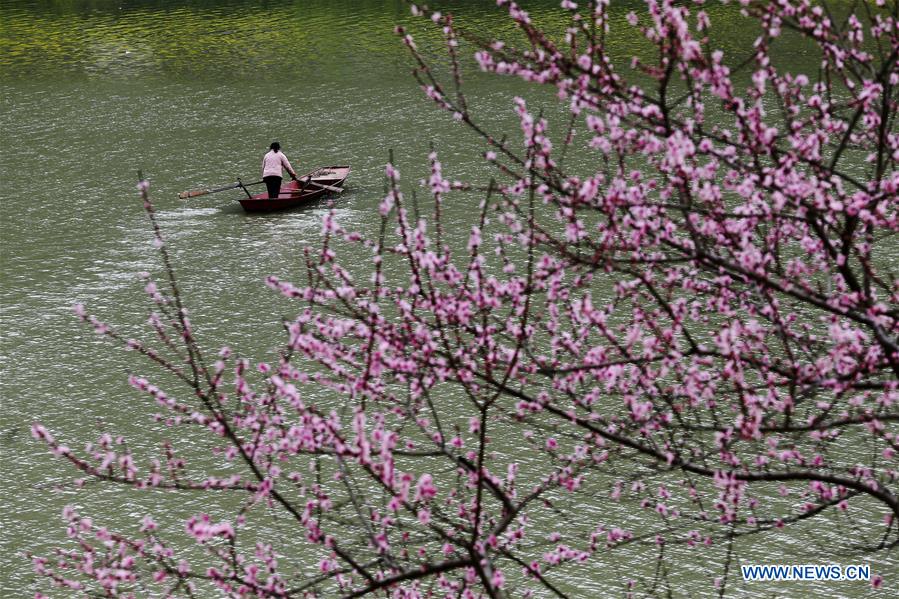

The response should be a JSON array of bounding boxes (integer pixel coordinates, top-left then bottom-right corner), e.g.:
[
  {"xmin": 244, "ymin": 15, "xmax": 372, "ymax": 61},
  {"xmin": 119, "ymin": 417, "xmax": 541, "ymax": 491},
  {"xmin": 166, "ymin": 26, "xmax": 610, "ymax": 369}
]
[{"xmin": 270, "ymin": 141, "xmax": 281, "ymax": 152}]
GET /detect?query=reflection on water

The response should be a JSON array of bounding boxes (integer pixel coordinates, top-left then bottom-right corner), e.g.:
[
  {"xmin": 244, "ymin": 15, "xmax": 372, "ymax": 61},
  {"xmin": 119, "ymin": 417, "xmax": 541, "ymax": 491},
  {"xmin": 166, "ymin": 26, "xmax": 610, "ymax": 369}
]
[
  {"xmin": 0, "ymin": 0, "xmax": 788, "ymax": 82},
  {"xmin": 1, "ymin": 0, "xmax": 549, "ymax": 84},
  {"xmin": 1, "ymin": 0, "xmax": 400, "ymax": 80}
]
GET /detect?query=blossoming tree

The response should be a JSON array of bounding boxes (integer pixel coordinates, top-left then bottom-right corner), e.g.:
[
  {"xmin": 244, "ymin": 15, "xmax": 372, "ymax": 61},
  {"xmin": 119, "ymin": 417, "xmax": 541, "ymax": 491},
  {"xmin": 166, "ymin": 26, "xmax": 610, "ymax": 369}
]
[{"xmin": 32, "ymin": 0, "xmax": 897, "ymax": 597}]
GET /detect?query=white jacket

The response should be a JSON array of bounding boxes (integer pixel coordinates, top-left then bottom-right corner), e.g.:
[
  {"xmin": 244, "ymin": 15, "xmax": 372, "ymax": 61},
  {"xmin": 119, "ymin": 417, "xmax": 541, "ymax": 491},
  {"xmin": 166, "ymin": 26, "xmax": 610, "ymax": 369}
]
[{"xmin": 262, "ymin": 150, "xmax": 296, "ymax": 178}]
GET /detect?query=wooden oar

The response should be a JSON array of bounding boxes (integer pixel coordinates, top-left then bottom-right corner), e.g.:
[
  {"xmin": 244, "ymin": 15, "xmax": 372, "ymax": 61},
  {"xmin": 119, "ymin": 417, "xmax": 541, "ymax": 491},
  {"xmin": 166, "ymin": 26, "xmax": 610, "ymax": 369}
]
[{"xmin": 178, "ymin": 179, "xmax": 263, "ymax": 200}]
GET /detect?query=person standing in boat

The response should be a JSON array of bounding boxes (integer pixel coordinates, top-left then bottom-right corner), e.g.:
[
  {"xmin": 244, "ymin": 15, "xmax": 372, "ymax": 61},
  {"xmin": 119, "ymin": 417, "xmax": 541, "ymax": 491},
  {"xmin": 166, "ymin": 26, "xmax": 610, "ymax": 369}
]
[{"xmin": 261, "ymin": 141, "xmax": 299, "ymax": 199}]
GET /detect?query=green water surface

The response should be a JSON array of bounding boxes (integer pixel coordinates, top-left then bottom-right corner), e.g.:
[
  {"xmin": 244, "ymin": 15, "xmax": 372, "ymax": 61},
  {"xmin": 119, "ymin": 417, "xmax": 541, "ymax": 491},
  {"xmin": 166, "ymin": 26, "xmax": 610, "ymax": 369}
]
[{"xmin": 1, "ymin": 1, "xmax": 894, "ymax": 596}]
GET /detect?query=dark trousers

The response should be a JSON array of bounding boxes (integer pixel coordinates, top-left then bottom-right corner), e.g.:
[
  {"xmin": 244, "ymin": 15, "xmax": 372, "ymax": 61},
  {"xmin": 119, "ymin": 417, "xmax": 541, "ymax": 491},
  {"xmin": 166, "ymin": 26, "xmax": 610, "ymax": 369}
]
[{"xmin": 264, "ymin": 176, "xmax": 282, "ymax": 199}]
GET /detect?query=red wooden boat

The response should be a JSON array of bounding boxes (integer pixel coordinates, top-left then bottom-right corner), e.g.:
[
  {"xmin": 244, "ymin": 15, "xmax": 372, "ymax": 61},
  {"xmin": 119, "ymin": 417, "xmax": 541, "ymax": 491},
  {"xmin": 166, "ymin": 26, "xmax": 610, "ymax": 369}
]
[{"xmin": 238, "ymin": 166, "xmax": 350, "ymax": 212}]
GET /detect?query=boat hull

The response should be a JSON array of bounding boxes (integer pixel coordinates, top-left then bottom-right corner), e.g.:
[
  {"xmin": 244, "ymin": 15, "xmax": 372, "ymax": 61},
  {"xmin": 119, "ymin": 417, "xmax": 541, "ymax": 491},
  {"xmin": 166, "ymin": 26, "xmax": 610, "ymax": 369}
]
[{"xmin": 238, "ymin": 166, "xmax": 350, "ymax": 212}]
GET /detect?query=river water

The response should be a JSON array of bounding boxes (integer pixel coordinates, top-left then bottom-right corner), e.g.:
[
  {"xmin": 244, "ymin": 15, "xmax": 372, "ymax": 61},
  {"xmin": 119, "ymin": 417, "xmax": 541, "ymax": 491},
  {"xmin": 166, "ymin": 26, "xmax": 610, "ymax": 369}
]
[{"xmin": 1, "ymin": 1, "xmax": 894, "ymax": 597}]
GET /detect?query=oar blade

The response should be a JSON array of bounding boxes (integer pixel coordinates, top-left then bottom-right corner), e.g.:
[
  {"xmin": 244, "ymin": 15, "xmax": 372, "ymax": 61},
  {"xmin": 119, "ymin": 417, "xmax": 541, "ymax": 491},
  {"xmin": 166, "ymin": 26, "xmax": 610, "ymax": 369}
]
[
  {"xmin": 178, "ymin": 180, "xmax": 246, "ymax": 200},
  {"xmin": 178, "ymin": 189, "xmax": 210, "ymax": 199}
]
